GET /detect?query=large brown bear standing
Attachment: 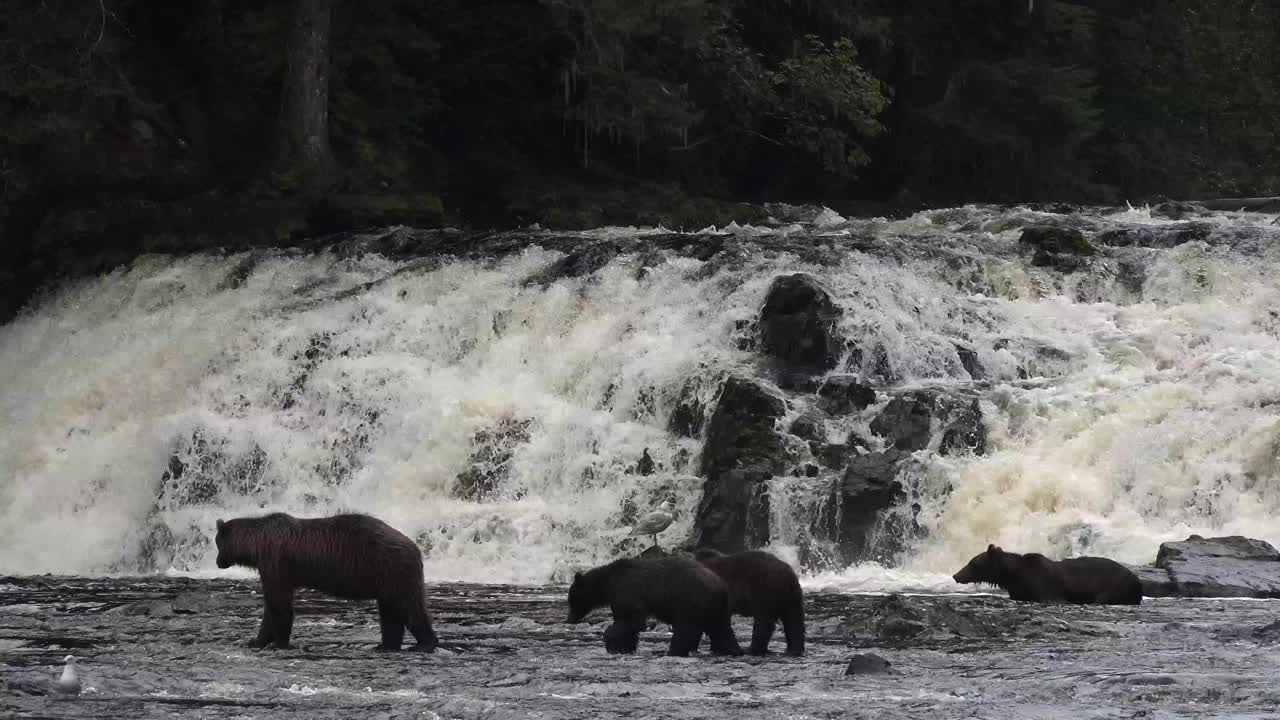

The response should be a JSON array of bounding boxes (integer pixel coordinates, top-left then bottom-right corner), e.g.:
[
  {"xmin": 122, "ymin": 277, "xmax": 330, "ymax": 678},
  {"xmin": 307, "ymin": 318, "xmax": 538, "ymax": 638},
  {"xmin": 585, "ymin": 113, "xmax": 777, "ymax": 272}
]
[
  {"xmin": 215, "ymin": 512, "xmax": 439, "ymax": 651},
  {"xmin": 694, "ymin": 549, "xmax": 805, "ymax": 656}
]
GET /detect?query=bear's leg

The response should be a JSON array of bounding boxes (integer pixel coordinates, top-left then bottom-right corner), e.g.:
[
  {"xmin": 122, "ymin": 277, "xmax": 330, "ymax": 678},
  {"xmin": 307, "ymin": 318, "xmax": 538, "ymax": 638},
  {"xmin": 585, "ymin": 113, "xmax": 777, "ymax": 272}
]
[
  {"xmin": 377, "ymin": 598, "xmax": 405, "ymax": 652},
  {"xmin": 781, "ymin": 608, "xmax": 805, "ymax": 656},
  {"xmin": 668, "ymin": 622, "xmax": 703, "ymax": 657},
  {"xmin": 249, "ymin": 603, "xmax": 275, "ymax": 649},
  {"xmin": 604, "ymin": 615, "xmax": 644, "ymax": 654},
  {"xmin": 402, "ymin": 591, "xmax": 439, "ymax": 652},
  {"xmin": 603, "ymin": 622, "xmax": 639, "ymax": 654},
  {"xmin": 707, "ymin": 613, "xmax": 743, "ymax": 656},
  {"xmin": 262, "ymin": 582, "xmax": 296, "ymax": 650},
  {"xmin": 749, "ymin": 615, "xmax": 776, "ymax": 655}
]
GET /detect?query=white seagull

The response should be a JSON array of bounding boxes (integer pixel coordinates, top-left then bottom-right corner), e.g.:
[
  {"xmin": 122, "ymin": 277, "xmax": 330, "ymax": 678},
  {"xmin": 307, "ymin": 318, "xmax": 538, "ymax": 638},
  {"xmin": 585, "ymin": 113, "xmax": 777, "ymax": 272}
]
[
  {"xmin": 628, "ymin": 500, "xmax": 675, "ymax": 547},
  {"xmin": 55, "ymin": 655, "xmax": 81, "ymax": 695}
]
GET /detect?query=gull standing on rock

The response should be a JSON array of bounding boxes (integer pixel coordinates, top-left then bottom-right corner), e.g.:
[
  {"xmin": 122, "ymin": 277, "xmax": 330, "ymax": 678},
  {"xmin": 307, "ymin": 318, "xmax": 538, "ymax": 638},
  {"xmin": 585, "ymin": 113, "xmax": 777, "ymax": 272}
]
[
  {"xmin": 55, "ymin": 655, "xmax": 81, "ymax": 696},
  {"xmin": 628, "ymin": 500, "xmax": 675, "ymax": 548}
]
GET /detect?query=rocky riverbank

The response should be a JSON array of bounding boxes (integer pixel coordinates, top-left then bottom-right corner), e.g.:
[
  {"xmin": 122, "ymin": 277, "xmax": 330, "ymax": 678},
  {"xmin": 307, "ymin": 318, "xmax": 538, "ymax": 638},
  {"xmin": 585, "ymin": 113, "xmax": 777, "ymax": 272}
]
[{"xmin": 4, "ymin": 575, "xmax": 1280, "ymax": 719}]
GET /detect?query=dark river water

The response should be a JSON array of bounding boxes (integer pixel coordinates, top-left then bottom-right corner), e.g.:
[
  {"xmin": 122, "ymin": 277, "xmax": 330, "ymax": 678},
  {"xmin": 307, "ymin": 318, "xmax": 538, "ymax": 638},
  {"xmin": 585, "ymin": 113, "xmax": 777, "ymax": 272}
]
[{"xmin": 4, "ymin": 576, "xmax": 1280, "ymax": 719}]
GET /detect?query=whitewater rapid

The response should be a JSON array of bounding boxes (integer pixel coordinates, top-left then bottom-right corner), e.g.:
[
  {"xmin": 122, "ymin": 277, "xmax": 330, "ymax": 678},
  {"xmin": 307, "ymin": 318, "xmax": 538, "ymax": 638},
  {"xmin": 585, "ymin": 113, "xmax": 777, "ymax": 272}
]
[{"xmin": 1, "ymin": 205, "xmax": 1277, "ymax": 589}]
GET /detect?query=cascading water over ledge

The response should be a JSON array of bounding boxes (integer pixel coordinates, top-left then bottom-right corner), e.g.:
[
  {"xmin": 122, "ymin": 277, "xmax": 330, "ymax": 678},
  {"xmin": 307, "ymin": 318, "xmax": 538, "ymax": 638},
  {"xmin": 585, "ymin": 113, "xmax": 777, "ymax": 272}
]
[{"xmin": 2, "ymin": 204, "xmax": 1279, "ymax": 589}]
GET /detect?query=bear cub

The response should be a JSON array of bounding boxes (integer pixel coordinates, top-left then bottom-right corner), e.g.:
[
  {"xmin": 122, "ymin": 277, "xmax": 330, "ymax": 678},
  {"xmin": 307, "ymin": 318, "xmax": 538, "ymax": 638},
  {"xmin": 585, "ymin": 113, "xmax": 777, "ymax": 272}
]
[
  {"xmin": 694, "ymin": 548, "xmax": 805, "ymax": 656},
  {"xmin": 215, "ymin": 512, "xmax": 440, "ymax": 651},
  {"xmin": 567, "ymin": 556, "xmax": 741, "ymax": 657},
  {"xmin": 953, "ymin": 544, "xmax": 1142, "ymax": 605}
]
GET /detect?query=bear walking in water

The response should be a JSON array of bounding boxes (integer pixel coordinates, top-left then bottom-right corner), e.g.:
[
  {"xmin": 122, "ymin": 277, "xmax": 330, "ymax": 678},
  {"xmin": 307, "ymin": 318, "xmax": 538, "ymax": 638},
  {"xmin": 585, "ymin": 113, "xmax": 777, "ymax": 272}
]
[
  {"xmin": 694, "ymin": 548, "xmax": 805, "ymax": 656},
  {"xmin": 215, "ymin": 513, "xmax": 440, "ymax": 651},
  {"xmin": 567, "ymin": 556, "xmax": 742, "ymax": 657},
  {"xmin": 953, "ymin": 544, "xmax": 1142, "ymax": 605}
]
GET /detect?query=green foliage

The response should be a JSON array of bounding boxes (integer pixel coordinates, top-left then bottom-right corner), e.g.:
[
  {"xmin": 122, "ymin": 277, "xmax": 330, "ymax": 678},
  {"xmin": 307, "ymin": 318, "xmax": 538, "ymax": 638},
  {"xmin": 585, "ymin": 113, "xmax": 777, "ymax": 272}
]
[
  {"xmin": 543, "ymin": 0, "xmax": 889, "ymax": 190},
  {"xmin": 4, "ymin": 0, "xmax": 1280, "ymax": 243},
  {"xmin": 774, "ymin": 36, "xmax": 887, "ymax": 175}
]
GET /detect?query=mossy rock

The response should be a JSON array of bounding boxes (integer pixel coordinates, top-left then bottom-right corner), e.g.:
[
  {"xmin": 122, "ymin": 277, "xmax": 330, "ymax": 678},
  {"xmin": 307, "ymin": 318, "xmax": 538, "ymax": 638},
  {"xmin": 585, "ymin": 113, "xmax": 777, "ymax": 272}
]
[{"xmin": 1018, "ymin": 225, "xmax": 1096, "ymax": 256}]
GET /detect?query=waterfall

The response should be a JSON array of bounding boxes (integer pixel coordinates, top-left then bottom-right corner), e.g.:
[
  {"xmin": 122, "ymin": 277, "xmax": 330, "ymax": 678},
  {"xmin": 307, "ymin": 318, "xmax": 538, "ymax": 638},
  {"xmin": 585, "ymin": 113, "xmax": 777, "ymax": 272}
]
[{"xmin": 1, "ymin": 205, "xmax": 1278, "ymax": 589}]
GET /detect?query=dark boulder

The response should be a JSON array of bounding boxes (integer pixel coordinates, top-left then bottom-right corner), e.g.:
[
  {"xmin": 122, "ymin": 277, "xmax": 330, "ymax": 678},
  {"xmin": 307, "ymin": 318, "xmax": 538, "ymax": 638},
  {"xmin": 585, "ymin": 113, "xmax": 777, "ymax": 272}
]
[
  {"xmin": 809, "ymin": 449, "xmax": 918, "ymax": 564},
  {"xmin": 810, "ymin": 442, "xmax": 849, "ymax": 470},
  {"xmin": 668, "ymin": 380, "xmax": 707, "ymax": 438},
  {"xmin": 788, "ymin": 409, "xmax": 828, "ymax": 442},
  {"xmin": 523, "ymin": 241, "xmax": 623, "ymax": 287},
  {"xmin": 692, "ymin": 377, "xmax": 790, "ymax": 552},
  {"xmin": 1150, "ymin": 201, "xmax": 1210, "ymax": 221},
  {"xmin": 693, "ymin": 468, "xmax": 774, "ymax": 553},
  {"xmin": 635, "ymin": 448, "xmax": 655, "ymax": 476},
  {"xmin": 954, "ymin": 342, "xmax": 984, "ymax": 380},
  {"xmin": 1094, "ymin": 223, "xmax": 1213, "ymax": 249},
  {"xmin": 845, "ymin": 653, "xmax": 894, "ymax": 675},
  {"xmin": 816, "ymin": 375, "xmax": 877, "ymax": 416},
  {"xmin": 869, "ymin": 390, "xmax": 986, "ymax": 456},
  {"xmin": 1019, "ymin": 226, "xmax": 1096, "ymax": 272},
  {"xmin": 1019, "ymin": 226, "xmax": 1096, "ymax": 256},
  {"xmin": 1135, "ymin": 535, "xmax": 1280, "ymax": 598},
  {"xmin": 758, "ymin": 273, "xmax": 843, "ymax": 375}
]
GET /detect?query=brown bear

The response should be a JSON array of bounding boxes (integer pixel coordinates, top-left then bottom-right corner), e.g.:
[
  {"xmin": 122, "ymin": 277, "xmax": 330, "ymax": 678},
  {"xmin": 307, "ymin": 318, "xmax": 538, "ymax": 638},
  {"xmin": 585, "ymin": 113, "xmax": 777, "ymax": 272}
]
[
  {"xmin": 952, "ymin": 544, "xmax": 1142, "ymax": 605},
  {"xmin": 215, "ymin": 512, "xmax": 439, "ymax": 651},
  {"xmin": 567, "ymin": 555, "xmax": 742, "ymax": 656},
  {"xmin": 694, "ymin": 548, "xmax": 805, "ymax": 656}
]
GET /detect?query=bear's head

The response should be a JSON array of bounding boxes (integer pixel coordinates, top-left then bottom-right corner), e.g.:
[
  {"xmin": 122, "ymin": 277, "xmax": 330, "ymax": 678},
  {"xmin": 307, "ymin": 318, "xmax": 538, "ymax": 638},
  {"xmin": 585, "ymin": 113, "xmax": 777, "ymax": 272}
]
[
  {"xmin": 214, "ymin": 519, "xmax": 245, "ymax": 569},
  {"xmin": 566, "ymin": 569, "xmax": 605, "ymax": 623},
  {"xmin": 952, "ymin": 544, "xmax": 1008, "ymax": 585}
]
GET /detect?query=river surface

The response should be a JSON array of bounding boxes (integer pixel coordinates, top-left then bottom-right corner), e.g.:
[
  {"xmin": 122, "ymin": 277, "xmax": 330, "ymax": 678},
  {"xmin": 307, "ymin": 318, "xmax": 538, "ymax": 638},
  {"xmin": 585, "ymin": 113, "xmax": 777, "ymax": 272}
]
[{"xmin": 4, "ymin": 575, "xmax": 1280, "ymax": 719}]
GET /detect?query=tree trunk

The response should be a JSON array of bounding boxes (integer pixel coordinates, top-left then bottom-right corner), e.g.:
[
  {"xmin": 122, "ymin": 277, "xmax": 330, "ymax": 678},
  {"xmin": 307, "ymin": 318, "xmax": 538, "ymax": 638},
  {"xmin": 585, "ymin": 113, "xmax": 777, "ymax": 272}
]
[{"xmin": 277, "ymin": 0, "xmax": 338, "ymax": 197}]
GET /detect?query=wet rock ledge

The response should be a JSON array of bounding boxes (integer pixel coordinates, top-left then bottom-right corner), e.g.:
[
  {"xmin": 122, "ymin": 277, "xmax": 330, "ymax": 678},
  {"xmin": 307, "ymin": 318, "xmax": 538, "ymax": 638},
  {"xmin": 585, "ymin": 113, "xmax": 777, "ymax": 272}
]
[{"xmin": 1132, "ymin": 535, "xmax": 1280, "ymax": 598}]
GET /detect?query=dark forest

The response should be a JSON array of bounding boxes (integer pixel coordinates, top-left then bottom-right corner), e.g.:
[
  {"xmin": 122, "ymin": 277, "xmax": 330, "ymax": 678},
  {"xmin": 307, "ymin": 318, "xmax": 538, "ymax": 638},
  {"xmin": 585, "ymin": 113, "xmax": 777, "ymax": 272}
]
[{"xmin": 2, "ymin": 1, "xmax": 1279, "ymax": 316}]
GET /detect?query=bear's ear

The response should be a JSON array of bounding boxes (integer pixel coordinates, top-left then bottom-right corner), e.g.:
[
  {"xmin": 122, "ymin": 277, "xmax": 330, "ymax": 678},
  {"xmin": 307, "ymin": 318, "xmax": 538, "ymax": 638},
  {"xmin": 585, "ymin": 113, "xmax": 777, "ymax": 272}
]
[
  {"xmin": 216, "ymin": 519, "xmax": 225, "ymax": 531},
  {"xmin": 573, "ymin": 571, "xmax": 583, "ymax": 581},
  {"xmin": 988, "ymin": 543, "xmax": 999, "ymax": 553}
]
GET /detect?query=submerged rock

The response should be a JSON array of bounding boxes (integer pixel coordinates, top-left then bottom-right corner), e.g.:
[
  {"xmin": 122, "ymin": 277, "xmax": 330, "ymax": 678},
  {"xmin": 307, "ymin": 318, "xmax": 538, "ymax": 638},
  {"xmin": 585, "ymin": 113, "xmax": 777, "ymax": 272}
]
[
  {"xmin": 788, "ymin": 409, "xmax": 828, "ymax": 442},
  {"xmin": 453, "ymin": 418, "xmax": 533, "ymax": 501},
  {"xmin": 1093, "ymin": 223, "xmax": 1213, "ymax": 249},
  {"xmin": 1019, "ymin": 225, "xmax": 1096, "ymax": 271},
  {"xmin": 845, "ymin": 653, "xmax": 894, "ymax": 675},
  {"xmin": 1134, "ymin": 535, "xmax": 1280, "ymax": 598},
  {"xmin": 1019, "ymin": 226, "xmax": 1096, "ymax": 256},
  {"xmin": 869, "ymin": 390, "xmax": 986, "ymax": 455},
  {"xmin": 1150, "ymin": 200, "xmax": 1210, "ymax": 221},
  {"xmin": 758, "ymin": 274, "xmax": 843, "ymax": 376},
  {"xmin": 953, "ymin": 342, "xmax": 984, "ymax": 379},
  {"xmin": 668, "ymin": 379, "xmax": 708, "ymax": 438},
  {"xmin": 815, "ymin": 375, "xmax": 877, "ymax": 416}
]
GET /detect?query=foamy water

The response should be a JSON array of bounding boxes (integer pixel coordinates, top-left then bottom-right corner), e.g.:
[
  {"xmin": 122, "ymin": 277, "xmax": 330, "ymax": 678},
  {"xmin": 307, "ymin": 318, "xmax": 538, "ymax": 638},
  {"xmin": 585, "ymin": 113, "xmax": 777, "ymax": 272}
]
[{"xmin": 1, "ymin": 204, "xmax": 1278, "ymax": 588}]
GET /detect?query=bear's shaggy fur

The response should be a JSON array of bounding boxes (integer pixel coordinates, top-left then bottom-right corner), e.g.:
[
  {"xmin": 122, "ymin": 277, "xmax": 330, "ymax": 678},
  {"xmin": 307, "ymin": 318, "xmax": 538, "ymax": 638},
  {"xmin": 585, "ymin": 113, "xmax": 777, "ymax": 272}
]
[
  {"xmin": 952, "ymin": 544, "xmax": 1142, "ymax": 605},
  {"xmin": 215, "ymin": 512, "xmax": 439, "ymax": 651},
  {"xmin": 694, "ymin": 548, "xmax": 805, "ymax": 656},
  {"xmin": 567, "ymin": 556, "xmax": 741, "ymax": 656}
]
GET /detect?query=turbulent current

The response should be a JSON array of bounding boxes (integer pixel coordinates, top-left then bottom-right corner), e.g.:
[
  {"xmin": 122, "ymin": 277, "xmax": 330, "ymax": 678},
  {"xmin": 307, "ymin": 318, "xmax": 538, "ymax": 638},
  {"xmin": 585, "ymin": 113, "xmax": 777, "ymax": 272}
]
[{"xmin": 2, "ymin": 204, "xmax": 1279, "ymax": 589}]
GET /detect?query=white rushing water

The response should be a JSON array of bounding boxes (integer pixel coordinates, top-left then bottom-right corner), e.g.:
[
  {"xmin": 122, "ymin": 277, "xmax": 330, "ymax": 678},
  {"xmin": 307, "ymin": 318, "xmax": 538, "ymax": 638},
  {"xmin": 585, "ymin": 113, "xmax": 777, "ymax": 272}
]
[{"xmin": 0, "ymin": 205, "xmax": 1278, "ymax": 588}]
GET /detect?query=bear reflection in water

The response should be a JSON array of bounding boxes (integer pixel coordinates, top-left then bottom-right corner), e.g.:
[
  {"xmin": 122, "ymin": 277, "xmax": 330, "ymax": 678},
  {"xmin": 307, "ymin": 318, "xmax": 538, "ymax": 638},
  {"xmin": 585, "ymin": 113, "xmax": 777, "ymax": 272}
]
[{"xmin": 952, "ymin": 544, "xmax": 1143, "ymax": 605}]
